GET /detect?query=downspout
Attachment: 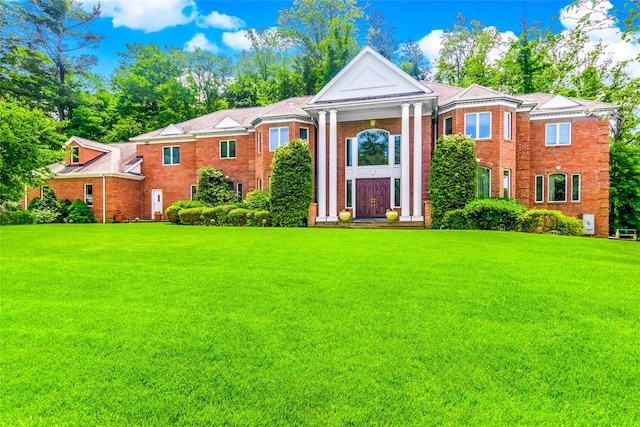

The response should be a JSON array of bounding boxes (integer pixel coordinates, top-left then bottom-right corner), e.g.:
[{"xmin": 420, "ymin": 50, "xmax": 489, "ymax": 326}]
[
  {"xmin": 101, "ymin": 174, "xmax": 106, "ymax": 224},
  {"xmin": 24, "ymin": 186, "xmax": 28, "ymax": 210}
]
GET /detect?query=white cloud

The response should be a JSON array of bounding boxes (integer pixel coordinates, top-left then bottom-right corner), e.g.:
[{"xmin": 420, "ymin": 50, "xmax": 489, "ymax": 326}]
[
  {"xmin": 417, "ymin": 29, "xmax": 444, "ymax": 65},
  {"xmin": 184, "ymin": 33, "xmax": 219, "ymax": 53},
  {"xmin": 89, "ymin": 0, "xmax": 197, "ymax": 33},
  {"xmin": 559, "ymin": 0, "xmax": 640, "ymax": 78},
  {"xmin": 197, "ymin": 11, "xmax": 245, "ymax": 30},
  {"xmin": 222, "ymin": 30, "xmax": 252, "ymax": 51}
]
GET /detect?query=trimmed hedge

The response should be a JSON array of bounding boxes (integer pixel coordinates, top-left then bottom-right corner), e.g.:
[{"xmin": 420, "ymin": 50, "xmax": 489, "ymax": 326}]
[
  {"xmin": 211, "ymin": 204, "xmax": 237, "ymax": 226},
  {"xmin": 201, "ymin": 207, "xmax": 217, "ymax": 225},
  {"xmin": 464, "ymin": 198, "xmax": 527, "ymax": 231},
  {"xmin": 178, "ymin": 207, "xmax": 203, "ymax": 225},
  {"xmin": 228, "ymin": 208, "xmax": 249, "ymax": 226},
  {"xmin": 250, "ymin": 210, "xmax": 271, "ymax": 227},
  {"xmin": 519, "ymin": 210, "xmax": 585, "ymax": 236},
  {"xmin": 67, "ymin": 199, "xmax": 95, "ymax": 223},
  {"xmin": 173, "ymin": 200, "xmax": 207, "ymax": 209},
  {"xmin": 165, "ymin": 205, "xmax": 182, "ymax": 224},
  {"xmin": 441, "ymin": 209, "xmax": 470, "ymax": 230},
  {"xmin": 244, "ymin": 189, "xmax": 270, "ymax": 211}
]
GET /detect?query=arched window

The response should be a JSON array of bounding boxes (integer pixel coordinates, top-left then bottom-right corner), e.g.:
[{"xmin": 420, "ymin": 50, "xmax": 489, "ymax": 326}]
[
  {"xmin": 357, "ymin": 129, "xmax": 389, "ymax": 166},
  {"xmin": 477, "ymin": 167, "xmax": 491, "ymax": 198},
  {"xmin": 548, "ymin": 173, "xmax": 567, "ymax": 202}
]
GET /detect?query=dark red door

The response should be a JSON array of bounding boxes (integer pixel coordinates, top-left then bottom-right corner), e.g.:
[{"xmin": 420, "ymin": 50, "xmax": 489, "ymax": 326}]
[{"xmin": 356, "ymin": 178, "xmax": 390, "ymax": 218}]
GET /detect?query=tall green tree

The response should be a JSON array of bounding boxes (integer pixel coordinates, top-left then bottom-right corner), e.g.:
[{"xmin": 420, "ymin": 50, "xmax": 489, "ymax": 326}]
[
  {"xmin": 1, "ymin": 0, "xmax": 102, "ymax": 122},
  {"xmin": 364, "ymin": 6, "xmax": 397, "ymax": 60},
  {"xmin": 0, "ymin": 100, "xmax": 66, "ymax": 202},
  {"xmin": 399, "ymin": 38, "xmax": 427, "ymax": 80}
]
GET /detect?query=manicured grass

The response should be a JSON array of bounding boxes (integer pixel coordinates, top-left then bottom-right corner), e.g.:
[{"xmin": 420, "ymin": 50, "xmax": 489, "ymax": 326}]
[{"xmin": 1, "ymin": 224, "xmax": 639, "ymax": 425}]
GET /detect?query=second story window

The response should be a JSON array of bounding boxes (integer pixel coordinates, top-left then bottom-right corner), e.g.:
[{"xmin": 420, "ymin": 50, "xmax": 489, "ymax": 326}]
[
  {"xmin": 220, "ymin": 140, "xmax": 236, "ymax": 159},
  {"xmin": 504, "ymin": 112, "xmax": 512, "ymax": 140},
  {"xmin": 269, "ymin": 127, "xmax": 289, "ymax": 151},
  {"xmin": 546, "ymin": 123, "xmax": 571, "ymax": 146},
  {"xmin": 465, "ymin": 112, "xmax": 491, "ymax": 139},
  {"xmin": 163, "ymin": 146, "xmax": 180, "ymax": 165}
]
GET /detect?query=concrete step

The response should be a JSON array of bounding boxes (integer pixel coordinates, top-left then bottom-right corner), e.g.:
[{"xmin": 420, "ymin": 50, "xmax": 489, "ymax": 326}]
[{"xmin": 313, "ymin": 220, "xmax": 425, "ymax": 230}]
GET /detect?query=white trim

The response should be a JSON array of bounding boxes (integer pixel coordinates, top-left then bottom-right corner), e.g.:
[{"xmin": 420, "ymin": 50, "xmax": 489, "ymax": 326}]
[
  {"xmin": 162, "ymin": 146, "xmax": 181, "ymax": 165},
  {"xmin": 503, "ymin": 169, "xmax": 511, "ymax": 198},
  {"xmin": 443, "ymin": 116, "xmax": 453, "ymax": 135},
  {"xmin": 299, "ymin": 127, "xmax": 309, "ymax": 141},
  {"xmin": 545, "ymin": 122, "xmax": 571, "ymax": 146},
  {"xmin": 84, "ymin": 183, "xmax": 93, "ymax": 207},
  {"xmin": 548, "ymin": 173, "xmax": 568, "ymax": 203},
  {"xmin": 269, "ymin": 127, "xmax": 289, "ymax": 151},
  {"xmin": 317, "ymin": 111, "xmax": 327, "ymax": 219},
  {"xmin": 439, "ymin": 99, "xmax": 520, "ymax": 115},
  {"xmin": 412, "ymin": 102, "xmax": 423, "ymax": 221},
  {"xmin": 328, "ymin": 110, "xmax": 338, "ymax": 221},
  {"xmin": 70, "ymin": 146, "xmax": 80, "ymax": 164},
  {"xmin": 504, "ymin": 112, "xmax": 512, "ymax": 140},
  {"xmin": 51, "ymin": 173, "xmax": 144, "ymax": 181},
  {"xmin": 400, "ymin": 103, "xmax": 410, "ymax": 221},
  {"xmin": 190, "ymin": 184, "xmax": 197, "ymax": 201},
  {"xmin": 465, "ymin": 112, "xmax": 492, "ymax": 140},
  {"xmin": 477, "ymin": 166, "xmax": 491, "ymax": 198},
  {"xmin": 219, "ymin": 139, "xmax": 237, "ymax": 159}
]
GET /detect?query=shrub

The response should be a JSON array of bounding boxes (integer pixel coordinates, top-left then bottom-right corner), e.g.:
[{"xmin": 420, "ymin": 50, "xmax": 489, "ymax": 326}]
[
  {"xmin": 178, "ymin": 207, "xmax": 203, "ymax": 225},
  {"xmin": 196, "ymin": 167, "xmax": 239, "ymax": 207},
  {"xmin": 464, "ymin": 198, "xmax": 527, "ymax": 231},
  {"xmin": 244, "ymin": 189, "xmax": 270, "ymax": 211},
  {"xmin": 5, "ymin": 210, "xmax": 36, "ymax": 225},
  {"xmin": 201, "ymin": 208, "xmax": 216, "ymax": 225},
  {"xmin": 173, "ymin": 200, "xmax": 208, "ymax": 209},
  {"xmin": 165, "ymin": 205, "xmax": 182, "ymax": 224},
  {"xmin": 32, "ymin": 208, "xmax": 59, "ymax": 224},
  {"xmin": 67, "ymin": 199, "xmax": 95, "ymax": 223},
  {"xmin": 429, "ymin": 134, "xmax": 477, "ymax": 228},
  {"xmin": 252, "ymin": 210, "xmax": 272, "ymax": 227},
  {"xmin": 441, "ymin": 209, "xmax": 470, "ymax": 229},
  {"xmin": 520, "ymin": 210, "xmax": 585, "ymax": 236},
  {"xmin": 270, "ymin": 139, "xmax": 313, "ymax": 227},
  {"xmin": 228, "ymin": 208, "xmax": 249, "ymax": 226},
  {"xmin": 28, "ymin": 187, "xmax": 65, "ymax": 222},
  {"xmin": 211, "ymin": 204, "xmax": 236, "ymax": 226}
]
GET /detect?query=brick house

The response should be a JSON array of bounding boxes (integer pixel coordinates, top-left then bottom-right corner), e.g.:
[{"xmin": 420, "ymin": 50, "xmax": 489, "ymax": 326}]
[{"xmin": 31, "ymin": 47, "xmax": 615, "ymax": 236}]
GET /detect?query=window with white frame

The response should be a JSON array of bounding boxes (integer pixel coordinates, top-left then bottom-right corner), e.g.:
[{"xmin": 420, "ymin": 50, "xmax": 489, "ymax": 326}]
[
  {"xmin": 394, "ymin": 135, "xmax": 401, "ymax": 165},
  {"xmin": 346, "ymin": 180, "xmax": 353, "ymax": 208},
  {"xmin": 504, "ymin": 112, "xmax": 512, "ymax": 140},
  {"xmin": 299, "ymin": 127, "xmax": 308, "ymax": 141},
  {"xmin": 477, "ymin": 167, "xmax": 491, "ymax": 198},
  {"xmin": 257, "ymin": 178, "xmax": 262, "ymax": 190},
  {"xmin": 237, "ymin": 182, "xmax": 243, "ymax": 199},
  {"xmin": 257, "ymin": 131, "xmax": 262, "ymax": 153},
  {"xmin": 503, "ymin": 169, "xmax": 511, "ymax": 198},
  {"xmin": 163, "ymin": 146, "xmax": 180, "ymax": 165},
  {"xmin": 571, "ymin": 174, "xmax": 581, "ymax": 202},
  {"xmin": 394, "ymin": 178, "xmax": 401, "ymax": 207},
  {"xmin": 548, "ymin": 173, "xmax": 567, "ymax": 202},
  {"xmin": 346, "ymin": 138, "xmax": 353, "ymax": 166},
  {"xmin": 220, "ymin": 140, "xmax": 236, "ymax": 159},
  {"xmin": 465, "ymin": 112, "xmax": 491, "ymax": 139},
  {"xmin": 190, "ymin": 185, "xmax": 197, "ymax": 201},
  {"xmin": 269, "ymin": 127, "xmax": 289, "ymax": 151},
  {"xmin": 71, "ymin": 146, "xmax": 80, "ymax": 164},
  {"xmin": 444, "ymin": 117, "xmax": 453, "ymax": 135},
  {"xmin": 535, "ymin": 175, "xmax": 544, "ymax": 202},
  {"xmin": 546, "ymin": 123, "xmax": 571, "ymax": 146},
  {"xmin": 84, "ymin": 184, "xmax": 93, "ymax": 207}
]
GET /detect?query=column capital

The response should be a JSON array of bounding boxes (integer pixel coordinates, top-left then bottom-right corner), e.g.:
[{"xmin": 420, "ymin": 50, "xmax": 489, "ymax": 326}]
[
  {"xmin": 318, "ymin": 110, "xmax": 327, "ymax": 117},
  {"xmin": 413, "ymin": 102, "xmax": 423, "ymax": 107}
]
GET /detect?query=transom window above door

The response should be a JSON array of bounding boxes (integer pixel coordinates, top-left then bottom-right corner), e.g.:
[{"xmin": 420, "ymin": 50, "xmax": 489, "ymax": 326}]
[{"xmin": 358, "ymin": 129, "xmax": 389, "ymax": 166}]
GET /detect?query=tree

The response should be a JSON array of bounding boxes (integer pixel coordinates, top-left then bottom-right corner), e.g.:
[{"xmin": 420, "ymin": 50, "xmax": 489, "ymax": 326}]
[
  {"xmin": 399, "ymin": 38, "xmax": 427, "ymax": 80},
  {"xmin": 364, "ymin": 6, "xmax": 397, "ymax": 60},
  {"xmin": 270, "ymin": 139, "xmax": 313, "ymax": 227},
  {"xmin": 195, "ymin": 167, "xmax": 239, "ymax": 207},
  {"xmin": 568, "ymin": 0, "xmax": 639, "ymax": 44},
  {"xmin": 429, "ymin": 134, "xmax": 477, "ymax": 228},
  {"xmin": 1, "ymin": 0, "xmax": 102, "ymax": 122},
  {"xmin": 0, "ymin": 99, "xmax": 67, "ymax": 203},
  {"xmin": 609, "ymin": 141, "xmax": 640, "ymax": 232}
]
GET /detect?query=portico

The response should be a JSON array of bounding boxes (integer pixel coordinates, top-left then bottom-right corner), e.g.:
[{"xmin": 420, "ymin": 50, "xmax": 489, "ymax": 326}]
[{"xmin": 305, "ymin": 47, "xmax": 437, "ymax": 222}]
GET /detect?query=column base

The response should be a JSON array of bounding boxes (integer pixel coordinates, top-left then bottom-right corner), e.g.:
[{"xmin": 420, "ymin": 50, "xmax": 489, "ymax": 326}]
[
  {"xmin": 327, "ymin": 216, "xmax": 339, "ymax": 222},
  {"xmin": 316, "ymin": 217, "xmax": 328, "ymax": 222},
  {"xmin": 411, "ymin": 216, "xmax": 425, "ymax": 222},
  {"xmin": 400, "ymin": 216, "xmax": 412, "ymax": 222}
]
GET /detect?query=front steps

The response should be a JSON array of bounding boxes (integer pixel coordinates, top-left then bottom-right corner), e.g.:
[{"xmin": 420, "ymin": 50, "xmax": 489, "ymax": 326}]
[{"xmin": 313, "ymin": 219, "xmax": 426, "ymax": 230}]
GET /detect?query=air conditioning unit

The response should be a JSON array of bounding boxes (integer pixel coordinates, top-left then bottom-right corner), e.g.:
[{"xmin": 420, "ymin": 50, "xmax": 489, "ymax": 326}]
[{"xmin": 582, "ymin": 213, "xmax": 595, "ymax": 235}]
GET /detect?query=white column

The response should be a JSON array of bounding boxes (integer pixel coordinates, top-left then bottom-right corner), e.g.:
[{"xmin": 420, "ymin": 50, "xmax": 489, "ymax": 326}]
[
  {"xmin": 400, "ymin": 103, "xmax": 411, "ymax": 221},
  {"xmin": 412, "ymin": 103, "xmax": 424, "ymax": 221},
  {"xmin": 328, "ymin": 109, "xmax": 338, "ymax": 221},
  {"xmin": 317, "ymin": 111, "xmax": 327, "ymax": 221}
]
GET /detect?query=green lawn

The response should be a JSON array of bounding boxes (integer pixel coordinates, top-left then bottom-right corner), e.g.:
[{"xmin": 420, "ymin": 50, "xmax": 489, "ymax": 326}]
[{"xmin": 1, "ymin": 224, "xmax": 639, "ymax": 426}]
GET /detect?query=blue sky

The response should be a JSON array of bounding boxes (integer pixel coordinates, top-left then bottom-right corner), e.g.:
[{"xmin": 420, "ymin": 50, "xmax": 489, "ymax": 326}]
[{"xmin": 80, "ymin": 0, "xmax": 638, "ymax": 77}]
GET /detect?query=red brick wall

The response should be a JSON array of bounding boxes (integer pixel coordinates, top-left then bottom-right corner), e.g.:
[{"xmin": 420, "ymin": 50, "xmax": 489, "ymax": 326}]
[{"xmin": 66, "ymin": 141, "xmax": 105, "ymax": 165}]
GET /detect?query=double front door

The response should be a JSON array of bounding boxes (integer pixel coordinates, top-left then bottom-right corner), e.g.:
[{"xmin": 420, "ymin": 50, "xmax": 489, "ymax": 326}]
[{"xmin": 356, "ymin": 178, "xmax": 390, "ymax": 218}]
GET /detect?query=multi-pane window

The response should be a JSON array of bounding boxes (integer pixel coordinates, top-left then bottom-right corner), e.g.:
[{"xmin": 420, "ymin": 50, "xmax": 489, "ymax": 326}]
[
  {"xmin": 71, "ymin": 146, "xmax": 80, "ymax": 164},
  {"xmin": 571, "ymin": 174, "xmax": 581, "ymax": 202},
  {"xmin": 477, "ymin": 167, "xmax": 491, "ymax": 198},
  {"xmin": 84, "ymin": 184, "xmax": 93, "ymax": 207},
  {"xmin": 546, "ymin": 123, "xmax": 571, "ymax": 146},
  {"xmin": 163, "ymin": 146, "xmax": 180, "ymax": 165},
  {"xmin": 299, "ymin": 127, "xmax": 309, "ymax": 141},
  {"xmin": 269, "ymin": 127, "xmax": 289, "ymax": 151},
  {"xmin": 548, "ymin": 173, "xmax": 567, "ymax": 202},
  {"xmin": 465, "ymin": 112, "xmax": 491, "ymax": 139},
  {"xmin": 504, "ymin": 112, "xmax": 512, "ymax": 140},
  {"xmin": 220, "ymin": 140, "xmax": 236, "ymax": 159},
  {"xmin": 358, "ymin": 129, "xmax": 389, "ymax": 166},
  {"xmin": 535, "ymin": 175, "xmax": 544, "ymax": 202},
  {"xmin": 190, "ymin": 185, "xmax": 197, "ymax": 201},
  {"xmin": 444, "ymin": 117, "xmax": 453, "ymax": 135}
]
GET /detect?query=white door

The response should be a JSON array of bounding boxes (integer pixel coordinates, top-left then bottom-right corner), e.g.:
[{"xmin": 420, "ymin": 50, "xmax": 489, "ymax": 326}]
[{"xmin": 151, "ymin": 189, "xmax": 163, "ymax": 215}]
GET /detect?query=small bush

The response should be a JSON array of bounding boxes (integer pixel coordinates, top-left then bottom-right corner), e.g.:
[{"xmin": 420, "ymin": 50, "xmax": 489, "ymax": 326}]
[
  {"xmin": 165, "ymin": 205, "xmax": 183, "ymax": 224},
  {"xmin": 464, "ymin": 198, "xmax": 527, "ymax": 231},
  {"xmin": 441, "ymin": 209, "xmax": 470, "ymax": 229},
  {"xmin": 228, "ymin": 208, "xmax": 249, "ymax": 226},
  {"xmin": 67, "ymin": 199, "xmax": 95, "ymax": 223},
  {"xmin": 178, "ymin": 207, "xmax": 203, "ymax": 225},
  {"xmin": 4, "ymin": 210, "xmax": 36, "ymax": 225},
  {"xmin": 201, "ymin": 207, "xmax": 217, "ymax": 225},
  {"xmin": 173, "ymin": 200, "xmax": 208, "ymax": 209},
  {"xmin": 244, "ymin": 190, "xmax": 270, "ymax": 211},
  {"xmin": 32, "ymin": 209, "xmax": 59, "ymax": 224},
  {"xmin": 210, "ymin": 204, "xmax": 236, "ymax": 226},
  {"xmin": 519, "ymin": 210, "xmax": 585, "ymax": 236},
  {"xmin": 251, "ymin": 210, "xmax": 271, "ymax": 227}
]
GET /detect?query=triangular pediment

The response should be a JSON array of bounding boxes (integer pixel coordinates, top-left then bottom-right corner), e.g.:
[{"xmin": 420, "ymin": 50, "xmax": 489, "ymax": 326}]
[
  {"xmin": 309, "ymin": 47, "xmax": 432, "ymax": 105},
  {"xmin": 214, "ymin": 116, "xmax": 243, "ymax": 129},
  {"xmin": 159, "ymin": 124, "xmax": 184, "ymax": 136},
  {"xmin": 539, "ymin": 95, "xmax": 581, "ymax": 110}
]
